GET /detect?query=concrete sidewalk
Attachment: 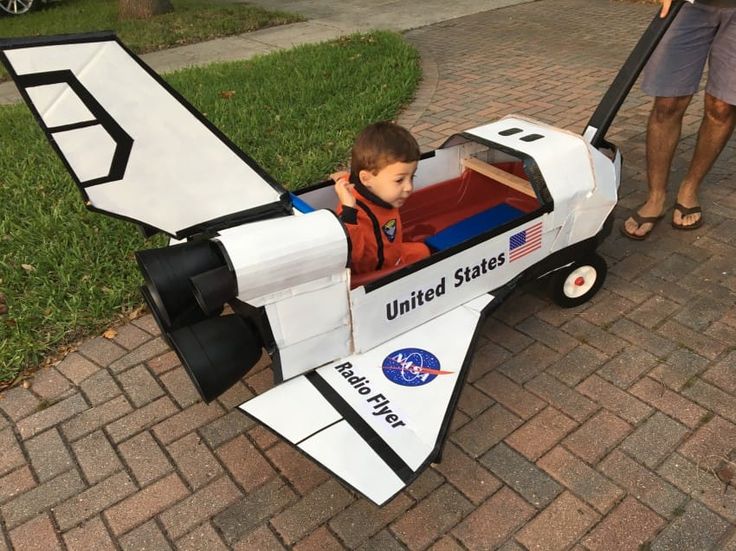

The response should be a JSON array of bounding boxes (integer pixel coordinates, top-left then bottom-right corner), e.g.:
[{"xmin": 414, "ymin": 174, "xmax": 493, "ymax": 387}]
[
  {"xmin": 3, "ymin": 0, "xmax": 736, "ymax": 549},
  {"xmin": 0, "ymin": 0, "xmax": 532, "ymax": 104}
]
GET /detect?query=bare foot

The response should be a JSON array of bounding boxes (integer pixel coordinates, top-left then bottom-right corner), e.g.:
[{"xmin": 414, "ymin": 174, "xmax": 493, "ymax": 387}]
[{"xmin": 0, "ymin": 293, "xmax": 7, "ymax": 316}]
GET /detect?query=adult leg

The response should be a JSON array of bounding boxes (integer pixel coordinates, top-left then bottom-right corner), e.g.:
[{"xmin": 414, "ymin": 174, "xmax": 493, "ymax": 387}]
[
  {"xmin": 625, "ymin": 2, "xmax": 718, "ymax": 238},
  {"xmin": 673, "ymin": 93, "xmax": 736, "ymax": 227},
  {"xmin": 623, "ymin": 95, "xmax": 691, "ymax": 237}
]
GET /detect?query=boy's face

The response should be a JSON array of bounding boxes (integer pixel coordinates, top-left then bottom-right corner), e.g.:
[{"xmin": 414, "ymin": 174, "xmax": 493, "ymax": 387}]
[{"xmin": 360, "ymin": 160, "xmax": 418, "ymax": 208}]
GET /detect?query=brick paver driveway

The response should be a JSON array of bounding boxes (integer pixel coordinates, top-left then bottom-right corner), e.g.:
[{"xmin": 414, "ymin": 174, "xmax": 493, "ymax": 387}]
[{"xmin": 2, "ymin": 0, "xmax": 736, "ymax": 549}]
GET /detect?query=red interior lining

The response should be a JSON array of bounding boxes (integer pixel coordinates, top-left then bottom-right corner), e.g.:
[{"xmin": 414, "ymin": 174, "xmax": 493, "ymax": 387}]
[{"xmin": 401, "ymin": 162, "xmax": 539, "ymax": 242}]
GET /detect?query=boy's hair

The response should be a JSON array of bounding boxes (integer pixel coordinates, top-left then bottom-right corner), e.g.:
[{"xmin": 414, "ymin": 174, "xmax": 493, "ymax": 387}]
[{"xmin": 350, "ymin": 121, "xmax": 420, "ymax": 180}]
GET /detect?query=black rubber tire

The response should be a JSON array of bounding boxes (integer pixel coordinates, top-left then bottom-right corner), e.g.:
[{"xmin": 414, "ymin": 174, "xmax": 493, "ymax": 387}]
[{"xmin": 550, "ymin": 252, "xmax": 607, "ymax": 308}]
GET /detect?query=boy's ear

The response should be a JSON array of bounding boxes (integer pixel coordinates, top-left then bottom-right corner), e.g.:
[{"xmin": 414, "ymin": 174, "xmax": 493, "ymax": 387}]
[{"xmin": 358, "ymin": 169, "xmax": 374, "ymax": 187}]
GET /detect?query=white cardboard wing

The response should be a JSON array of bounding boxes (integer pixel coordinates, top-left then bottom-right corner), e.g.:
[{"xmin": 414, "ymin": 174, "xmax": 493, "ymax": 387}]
[
  {"xmin": 0, "ymin": 33, "xmax": 288, "ymax": 238},
  {"xmin": 241, "ymin": 293, "xmax": 494, "ymax": 505}
]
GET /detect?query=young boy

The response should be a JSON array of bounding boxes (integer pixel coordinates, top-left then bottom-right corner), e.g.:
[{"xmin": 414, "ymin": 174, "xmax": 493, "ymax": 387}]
[{"xmin": 332, "ymin": 121, "xmax": 430, "ymax": 275}]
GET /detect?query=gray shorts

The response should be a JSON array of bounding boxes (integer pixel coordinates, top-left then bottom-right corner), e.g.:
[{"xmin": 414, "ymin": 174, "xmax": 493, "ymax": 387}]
[{"xmin": 642, "ymin": 2, "xmax": 736, "ymax": 105}]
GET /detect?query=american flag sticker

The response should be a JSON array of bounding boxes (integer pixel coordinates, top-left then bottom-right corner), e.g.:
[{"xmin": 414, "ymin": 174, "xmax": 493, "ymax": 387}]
[{"xmin": 509, "ymin": 221, "xmax": 543, "ymax": 262}]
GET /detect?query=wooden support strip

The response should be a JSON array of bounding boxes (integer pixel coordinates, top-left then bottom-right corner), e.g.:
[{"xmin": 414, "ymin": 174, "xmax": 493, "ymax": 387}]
[{"xmin": 461, "ymin": 157, "xmax": 536, "ymax": 198}]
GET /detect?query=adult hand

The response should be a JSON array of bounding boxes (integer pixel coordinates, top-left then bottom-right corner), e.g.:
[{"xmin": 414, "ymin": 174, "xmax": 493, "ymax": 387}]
[
  {"xmin": 332, "ymin": 171, "xmax": 356, "ymax": 208},
  {"xmin": 659, "ymin": 0, "xmax": 672, "ymax": 17}
]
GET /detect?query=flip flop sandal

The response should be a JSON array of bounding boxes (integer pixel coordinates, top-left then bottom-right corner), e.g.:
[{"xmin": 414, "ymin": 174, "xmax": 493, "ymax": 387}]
[
  {"xmin": 620, "ymin": 210, "xmax": 664, "ymax": 241},
  {"xmin": 672, "ymin": 202, "xmax": 703, "ymax": 230}
]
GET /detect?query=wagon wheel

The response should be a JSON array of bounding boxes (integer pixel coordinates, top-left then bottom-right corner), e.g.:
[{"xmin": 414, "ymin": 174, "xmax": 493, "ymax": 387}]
[{"xmin": 551, "ymin": 252, "xmax": 607, "ymax": 308}]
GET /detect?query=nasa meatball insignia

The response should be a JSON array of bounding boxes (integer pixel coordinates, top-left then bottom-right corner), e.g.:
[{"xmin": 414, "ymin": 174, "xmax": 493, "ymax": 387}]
[{"xmin": 381, "ymin": 348, "xmax": 451, "ymax": 387}]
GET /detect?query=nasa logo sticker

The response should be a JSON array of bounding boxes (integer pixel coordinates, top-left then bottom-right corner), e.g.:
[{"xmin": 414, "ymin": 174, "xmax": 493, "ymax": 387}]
[{"xmin": 381, "ymin": 348, "xmax": 447, "ymax": 387}]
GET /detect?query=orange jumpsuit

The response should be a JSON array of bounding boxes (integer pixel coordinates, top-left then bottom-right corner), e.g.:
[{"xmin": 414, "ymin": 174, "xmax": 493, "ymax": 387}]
[{"xmin": 337, "ymin": 183, "xmax": 430, "ymax": 274}]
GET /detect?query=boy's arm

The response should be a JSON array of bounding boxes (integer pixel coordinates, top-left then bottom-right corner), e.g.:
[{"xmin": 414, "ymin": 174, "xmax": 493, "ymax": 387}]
[
  {"xmin": 339, "ymin": 206, "xmax": 371, "ymax": 272},
  {"xmin": 332, "ymin": 171, "xmax": 355, "ymax": 208},
  {"xmin": 333, "ymin": 171, "xmax": 369, "ymax": 272}
]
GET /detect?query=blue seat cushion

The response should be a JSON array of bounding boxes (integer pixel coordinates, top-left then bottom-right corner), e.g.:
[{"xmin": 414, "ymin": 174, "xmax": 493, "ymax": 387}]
[{"xmin": 425, "ymin": 203, "xmax": 524, "ymax": 251}]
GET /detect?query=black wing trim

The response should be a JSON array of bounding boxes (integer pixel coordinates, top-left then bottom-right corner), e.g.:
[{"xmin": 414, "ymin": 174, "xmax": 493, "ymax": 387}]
[{"xmin": 16, "ymin": 69, "xmax": 133, "ymax": 187}]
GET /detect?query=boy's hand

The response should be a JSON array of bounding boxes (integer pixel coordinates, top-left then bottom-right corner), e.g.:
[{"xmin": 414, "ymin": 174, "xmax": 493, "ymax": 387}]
[{"xmin": 332, "ymin": 171, "xmax": 356, "ymax": 208}]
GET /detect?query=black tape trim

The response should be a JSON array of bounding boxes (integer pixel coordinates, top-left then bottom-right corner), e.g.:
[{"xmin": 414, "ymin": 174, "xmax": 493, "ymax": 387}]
[
  {"xmin": 295, "ymin": 178, "xmax": 339, "ymax": 194},
  {"xmin": 48, "ymin": 119, "xmax": 98, "ymax": 133},
  {"xmin": 15, "ymin": 69, "xmax": 133, "ymax": 187},
  {"xmin": 174, "ymin": 199, "xmax": 291, "ymax": 240},
  {"xmin": 295, "ymin": 418, "xmax": 343, "ymax": 446},
  {"xmin": 454, "ymin": 132, "xmax": 551, "ymax": 204},
  {"xmin": 305, "ymin": 371, "xmax": 414, "ymax": 483},
  {"xmin": 520, "ymin": 133, "xmax": 544, "ymax": 142},
  {"xmin": 355, "ymin": 200, "xmax": 385, "ymax": 271},
  {"xmin": 0, "ymin": 31, "xmax": 115, "ymax": 50}
]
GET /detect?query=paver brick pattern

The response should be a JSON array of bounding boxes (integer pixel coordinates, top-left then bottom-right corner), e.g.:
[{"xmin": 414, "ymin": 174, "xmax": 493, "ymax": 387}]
[{"xmin": 1, "ymin": 0, "xmax": 736, "ymax": 548}]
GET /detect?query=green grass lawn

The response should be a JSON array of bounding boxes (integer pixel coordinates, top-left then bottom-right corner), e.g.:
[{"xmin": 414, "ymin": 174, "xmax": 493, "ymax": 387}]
[
  {"xmin": 0, "ymin": 31, "xmax": 421, "ymax": 384},
  {"xmin": 0, "ymin": 0, "xmax": 301, "ymax": 80}
]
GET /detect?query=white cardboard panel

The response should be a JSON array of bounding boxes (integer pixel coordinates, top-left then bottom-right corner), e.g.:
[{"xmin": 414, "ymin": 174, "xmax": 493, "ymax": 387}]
[
  {"xmin": 350, "ymin": 215, "xmax": 548, "ymax": 353},
  {"xmin": 7, "ymin": 41, "xmax": 110, "ymax": 77},
  {"xmin": 246, "ymin": 272, "xmax": 345, "ymax": 308},
  {"xmin": 267, "ymin": 279, "xmax": 350, "ymax": 346},
  {"xmin": 218, "ymin": 210, "xmax": 347, "ymax": 303},
  {"xmin": 26, "ymin": 83, "xmax": 94, "ymax": 128},
  {"xmin": 54, "ymin": 125, "xmax": 116, "ymax": 182},
  {"xmin": 299, "ymin": 421, "xmax": 405, "ymax": 505},
  {"xmin": 241, "ymin": 377, "xmax": 340, "ymax": 443},
  {"xmin": 276, "ymin": 326, "xmax": 352, "ymax": 381}
]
